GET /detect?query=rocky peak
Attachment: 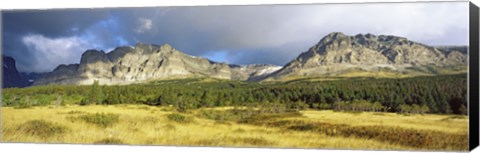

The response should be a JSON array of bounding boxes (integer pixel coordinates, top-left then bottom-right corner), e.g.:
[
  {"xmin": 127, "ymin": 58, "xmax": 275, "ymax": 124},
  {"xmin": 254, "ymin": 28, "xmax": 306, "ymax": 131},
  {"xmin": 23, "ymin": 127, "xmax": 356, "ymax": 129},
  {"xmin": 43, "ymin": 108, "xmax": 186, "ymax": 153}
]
[
  {"xmin": 159, "ymin": 43, "xmax": 174, "ymax": 52},
  {"xmin": 315, "ymin": 33, "xmax": 414, "ymax": 52},
  {"xmin": 324, "ymin": 32, "xmax": 347, "ymax": 40},
  {"xmin": 134, "ymin": 43, "xmax": 155, "ymax": 54},
  {"xmin": 3, "ymin": 56, "xmax": 15, "ymax": 68},
  {"xmin": 53, "ymin": 64, "xmax": 79, "ymax": 72},
  {"xmin": 303, "ymin": 33, "xmax": 445, "ymax": 64},
  {"xmin": 263, "ymin": 32, "xmax": 468, "ymax": 81},
  {"xmin": 3, "ymin": 55, "xmax": 30, "ymax": 88},
  {"xmin": 107, "ymin": 46, "xmax": 135, "ymax": 62},
  {"xmin": 80, "ymin": 50, "xmax": 107, "ymax": 64}
]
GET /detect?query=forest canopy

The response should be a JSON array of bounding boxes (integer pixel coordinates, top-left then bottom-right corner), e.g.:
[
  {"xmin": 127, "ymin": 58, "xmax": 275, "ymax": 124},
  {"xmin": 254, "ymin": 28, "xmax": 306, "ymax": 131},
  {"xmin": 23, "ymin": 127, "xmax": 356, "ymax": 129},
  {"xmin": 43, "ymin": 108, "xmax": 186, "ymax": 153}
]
[{"xmin": 2, "ymin": 74, "xmax": 468, "ymax": 115}]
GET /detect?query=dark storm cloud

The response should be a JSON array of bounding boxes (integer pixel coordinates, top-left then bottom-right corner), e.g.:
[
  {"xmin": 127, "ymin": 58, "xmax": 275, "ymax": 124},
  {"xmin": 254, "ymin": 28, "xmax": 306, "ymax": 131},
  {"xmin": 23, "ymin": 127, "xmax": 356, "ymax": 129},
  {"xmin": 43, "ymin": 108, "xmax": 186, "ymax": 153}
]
[
  {"xmin": 1, "ymin": 2, "xmax": 469, "ymax": 73},
  {"xmin": 2, "ymin": 9, "xmax": 110, "ymax": 37},
  {"xmin": 2, "ymin": 9, "xmax": 111, "ymax": 72}
]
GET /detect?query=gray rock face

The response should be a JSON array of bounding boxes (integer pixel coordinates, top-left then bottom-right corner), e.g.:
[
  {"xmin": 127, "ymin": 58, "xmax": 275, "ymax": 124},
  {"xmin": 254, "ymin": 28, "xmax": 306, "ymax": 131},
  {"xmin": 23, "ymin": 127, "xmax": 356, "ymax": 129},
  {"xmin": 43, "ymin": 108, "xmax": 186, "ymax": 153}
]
[
  {"xmin": 264, "ymin": 32, "xmax": 468, "ymax": 80},
  {"xmin": 2, "ymin": 56, "xmax": 30, "ymax": 88},
  {"xmin": 34, "ymin": 43, "xmax": 281, "ymax": 85}
]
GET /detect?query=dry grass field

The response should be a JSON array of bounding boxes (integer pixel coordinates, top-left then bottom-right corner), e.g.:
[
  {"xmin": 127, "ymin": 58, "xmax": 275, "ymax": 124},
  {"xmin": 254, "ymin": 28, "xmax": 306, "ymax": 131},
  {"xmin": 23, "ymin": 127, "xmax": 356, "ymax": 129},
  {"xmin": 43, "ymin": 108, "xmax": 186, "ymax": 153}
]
[{"xmin": 1, "ymin": 105, "xmax": 468, "ymax": 151}]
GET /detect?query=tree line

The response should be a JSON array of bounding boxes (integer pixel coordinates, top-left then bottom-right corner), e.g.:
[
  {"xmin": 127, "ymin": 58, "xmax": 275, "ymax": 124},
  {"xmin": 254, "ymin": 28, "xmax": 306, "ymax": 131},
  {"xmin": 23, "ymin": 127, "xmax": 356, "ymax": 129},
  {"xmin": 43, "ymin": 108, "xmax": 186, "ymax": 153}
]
[{"xmin": 2, "ymin": 74, "xmax": 468, "ymax": 115}]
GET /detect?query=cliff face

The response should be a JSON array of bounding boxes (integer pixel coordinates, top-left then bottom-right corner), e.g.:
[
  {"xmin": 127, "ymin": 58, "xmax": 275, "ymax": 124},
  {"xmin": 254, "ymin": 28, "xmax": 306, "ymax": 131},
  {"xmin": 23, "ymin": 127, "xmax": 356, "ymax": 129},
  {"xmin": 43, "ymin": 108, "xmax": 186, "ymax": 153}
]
[
  {"xmin": 3, "ymin": 56, "xmax": 30, "ymax": 88},
  {"xmin": 34, "ymin": 43, "xmax": 280, "ymax": 85},
  {"xmin": 263, "ymin": 32, "xmax": 467, "ymax": 81}
]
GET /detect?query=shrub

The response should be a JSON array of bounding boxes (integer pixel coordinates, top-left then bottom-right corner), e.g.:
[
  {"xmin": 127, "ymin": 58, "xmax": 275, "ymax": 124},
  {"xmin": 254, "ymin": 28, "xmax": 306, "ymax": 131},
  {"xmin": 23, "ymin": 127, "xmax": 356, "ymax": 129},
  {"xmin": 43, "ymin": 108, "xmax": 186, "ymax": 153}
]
[
  {"xmin": 287, "ymin": 124, "xmax": 316, "ymax": 131},
  {"xmin": 79, "ymin": 113, "xmax": 120, "ymax": 127},
  {"xmin": 167, "ymin": 113, "xmax": 191, "ymax": 123},
  {"xmin": 289, "ymin": 100, "xmax": 309, "ymax": 111},
  {"xmin": 175, "ymin": 100, "xmax": 197, "ymax": 113},
  {"xmin": 197, "ymin": 109, "xmax": 248, "ymax": 122},
  {"xmin": 13, "ymin": 104, "xmax": 32, "ymax": 109},
  {"xmin": 66, "ymin": 110, "xmax": 86, "ymax": 114},
  {"xmin": 238, "ymin": 112, "xmax": 302, "ymax": 125},
  {"xmin": 19, "ymin": 120, "xmax": 68, "ymax": 138},
  {"xmin": 94, "ymin": 138, "xmax": 124, "ymax": 144},
  {"xmin": 198, "ymin": 107, "xmax": 302, "ymax": 126},
  {"xmin": 13, "ymin": 96, "xmax": 33, "ymax": 109}
]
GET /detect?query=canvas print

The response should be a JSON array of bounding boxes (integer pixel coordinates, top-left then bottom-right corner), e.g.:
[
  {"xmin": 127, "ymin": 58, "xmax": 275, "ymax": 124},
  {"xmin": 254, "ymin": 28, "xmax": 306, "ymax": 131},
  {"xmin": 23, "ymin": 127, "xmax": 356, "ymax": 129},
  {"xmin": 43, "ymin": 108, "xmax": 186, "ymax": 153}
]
[{"xmin": 1, "ymin": 1, "xmax": 470, "ymax": 151}]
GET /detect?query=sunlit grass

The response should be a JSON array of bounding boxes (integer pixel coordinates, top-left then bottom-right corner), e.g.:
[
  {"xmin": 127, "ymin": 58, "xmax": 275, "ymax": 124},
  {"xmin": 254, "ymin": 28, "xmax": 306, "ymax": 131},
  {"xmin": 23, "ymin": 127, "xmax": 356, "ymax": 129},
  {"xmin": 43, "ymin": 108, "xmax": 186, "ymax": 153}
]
[
  {"xmin": 1, "ymin": 105, "xmax": 468, "ymax": 151},
  {"xmin": 301, "ymin": 110, "xmax": 468, "ymax": 134}
]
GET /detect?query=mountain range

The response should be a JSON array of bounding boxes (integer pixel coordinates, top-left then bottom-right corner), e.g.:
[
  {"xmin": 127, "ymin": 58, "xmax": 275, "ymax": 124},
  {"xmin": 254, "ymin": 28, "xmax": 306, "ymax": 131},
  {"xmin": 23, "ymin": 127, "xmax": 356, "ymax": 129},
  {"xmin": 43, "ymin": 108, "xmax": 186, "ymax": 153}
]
[
  {"xmin": 32, "ymin": 43, "xmax": 282, "ymax": 85},
  {"xmin": 3, "ymin": 32, "xmax": 468, "ymax": 87}
]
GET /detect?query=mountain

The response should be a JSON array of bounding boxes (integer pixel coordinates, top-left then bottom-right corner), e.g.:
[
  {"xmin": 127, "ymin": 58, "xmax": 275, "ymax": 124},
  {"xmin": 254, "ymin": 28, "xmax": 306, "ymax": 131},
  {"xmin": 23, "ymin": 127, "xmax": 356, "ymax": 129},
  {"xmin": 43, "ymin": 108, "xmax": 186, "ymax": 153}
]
[
  {"xmin": 34, "ymin": 43, "xmax": 281, "ymax": 85},
  {"xmin": 262, "ymin": 32, "xmax": 467, "ymax": 81},
  {"xmin": 32, "ymin": 32, "xmax": 468, "ymax": 85},
  {"xmin": 20, "ymin": 72, "xmax": 48, "ymax": 85},
  {"xmin": 229, "ymin": 64, "xmax": 282, "ymax": 81},
  {"xmin": 3, "ymin": 56, "xmax": 30, "ymax": 88},
  {"xmin": 435, "ymin": 46, "xmax": 468, "ymax": 54}
]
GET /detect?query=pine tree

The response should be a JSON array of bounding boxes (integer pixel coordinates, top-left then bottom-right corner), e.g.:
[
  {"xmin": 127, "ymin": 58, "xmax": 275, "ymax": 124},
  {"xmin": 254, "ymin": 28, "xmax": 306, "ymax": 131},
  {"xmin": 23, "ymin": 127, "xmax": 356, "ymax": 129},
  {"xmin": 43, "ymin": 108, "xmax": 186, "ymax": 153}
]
[{"xmin": 81, "ymin": 80, "xmax": 104, "ymax": 105}]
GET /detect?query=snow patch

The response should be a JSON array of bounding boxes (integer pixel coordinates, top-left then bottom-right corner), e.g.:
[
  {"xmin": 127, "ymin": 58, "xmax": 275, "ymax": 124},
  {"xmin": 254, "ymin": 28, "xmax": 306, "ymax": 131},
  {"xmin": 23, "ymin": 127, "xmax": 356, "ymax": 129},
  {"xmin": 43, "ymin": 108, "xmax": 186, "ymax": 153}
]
[{"xmin": 257, "ymin": 66, "xmax": 282, "ymax": 75}]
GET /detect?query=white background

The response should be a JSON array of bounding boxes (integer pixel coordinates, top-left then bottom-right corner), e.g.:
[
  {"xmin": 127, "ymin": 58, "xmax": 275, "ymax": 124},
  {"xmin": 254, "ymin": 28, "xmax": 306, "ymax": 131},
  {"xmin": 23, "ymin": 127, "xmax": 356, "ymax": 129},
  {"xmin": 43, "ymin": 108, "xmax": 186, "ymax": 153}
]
[{"xmin": 0, "ymin": 0, "xmax": 479, "ymax": 153}]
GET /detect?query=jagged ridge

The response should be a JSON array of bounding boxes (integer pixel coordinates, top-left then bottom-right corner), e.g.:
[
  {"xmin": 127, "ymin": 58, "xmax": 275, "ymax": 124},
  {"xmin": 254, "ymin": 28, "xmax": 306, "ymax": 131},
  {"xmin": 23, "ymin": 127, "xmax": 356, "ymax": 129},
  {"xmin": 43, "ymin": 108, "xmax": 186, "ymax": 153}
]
[
  {"xmin": 263, "ymin": 32, "xmax": 467, "ymax": 81},
  {"xmin": 34, "ymin": 43, "xmax": 281, "ymax": 85}
]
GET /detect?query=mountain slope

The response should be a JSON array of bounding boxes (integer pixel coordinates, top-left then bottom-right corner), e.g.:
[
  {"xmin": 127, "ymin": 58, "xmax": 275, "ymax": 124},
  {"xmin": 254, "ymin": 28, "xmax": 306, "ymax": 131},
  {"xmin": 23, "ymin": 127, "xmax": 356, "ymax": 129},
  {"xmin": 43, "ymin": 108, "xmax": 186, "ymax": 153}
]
[
  {"xmin": 263, "ymin": 32, "xmax": 467, "ymax": 81},
  {"xmin": 435, "ymin": 46, "xmax": 468, "ymax": 54},
  {"xmin": 20, "ymin": 72, "xmax": 47, "ymax": 84},
  {"xmin": 229, "ymin": 64, "xmax": 282, "ymax": 81},
  {"xmin": 3, "ymin": 56, "xmax": 30, "ymax": 88}
]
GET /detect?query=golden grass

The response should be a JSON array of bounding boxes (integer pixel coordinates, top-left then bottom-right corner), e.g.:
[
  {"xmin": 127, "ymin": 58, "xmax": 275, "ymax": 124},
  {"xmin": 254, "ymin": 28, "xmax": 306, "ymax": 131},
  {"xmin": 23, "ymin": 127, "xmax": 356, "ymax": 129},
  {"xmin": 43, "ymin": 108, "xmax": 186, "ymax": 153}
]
[
  {"xmin": 301, "ymin": 110, "xmax": 468, "ymax": 134},
  {"xmin": 1, "ymin": 105, "xmax": 467, "ymax": 151}
]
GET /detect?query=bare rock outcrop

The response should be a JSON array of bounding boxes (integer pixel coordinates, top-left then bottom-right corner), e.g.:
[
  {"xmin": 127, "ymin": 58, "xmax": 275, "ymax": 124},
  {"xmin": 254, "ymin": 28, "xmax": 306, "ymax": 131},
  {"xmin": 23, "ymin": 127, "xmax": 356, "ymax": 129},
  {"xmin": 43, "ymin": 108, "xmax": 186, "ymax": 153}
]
[{"xmin": 264, "ymin": 32, "xmax": 467, "ymax": 81}]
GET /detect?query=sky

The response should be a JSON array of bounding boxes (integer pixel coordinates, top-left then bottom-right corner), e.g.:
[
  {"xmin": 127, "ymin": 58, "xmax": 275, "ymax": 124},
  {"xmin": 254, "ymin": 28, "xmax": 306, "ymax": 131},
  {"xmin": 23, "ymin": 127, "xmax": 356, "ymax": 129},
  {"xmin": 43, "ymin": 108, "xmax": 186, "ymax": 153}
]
[{"xmin": 1, "ymin": 2, "xmax": 469, "ymax": 73}]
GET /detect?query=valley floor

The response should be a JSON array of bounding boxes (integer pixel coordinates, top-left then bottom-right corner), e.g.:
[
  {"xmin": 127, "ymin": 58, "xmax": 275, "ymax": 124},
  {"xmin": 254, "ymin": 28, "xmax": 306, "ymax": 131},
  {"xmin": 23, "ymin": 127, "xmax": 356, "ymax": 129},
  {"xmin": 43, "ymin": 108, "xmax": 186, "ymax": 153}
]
[{"xmin": 1, "ymin": 105, "xmax": 468, "ymax": 151}]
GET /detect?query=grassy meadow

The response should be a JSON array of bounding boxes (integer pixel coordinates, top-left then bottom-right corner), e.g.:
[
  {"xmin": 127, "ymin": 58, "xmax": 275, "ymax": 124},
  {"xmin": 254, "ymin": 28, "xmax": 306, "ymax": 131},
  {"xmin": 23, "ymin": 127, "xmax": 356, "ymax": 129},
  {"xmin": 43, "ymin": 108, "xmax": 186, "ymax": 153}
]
[
  {"xmin": 1, "ymin": 74, "xmax": 469, "ymax": 151},
  {"xmin": 1, "ymin": 104, "xmax": 468, "ymax": 151}
]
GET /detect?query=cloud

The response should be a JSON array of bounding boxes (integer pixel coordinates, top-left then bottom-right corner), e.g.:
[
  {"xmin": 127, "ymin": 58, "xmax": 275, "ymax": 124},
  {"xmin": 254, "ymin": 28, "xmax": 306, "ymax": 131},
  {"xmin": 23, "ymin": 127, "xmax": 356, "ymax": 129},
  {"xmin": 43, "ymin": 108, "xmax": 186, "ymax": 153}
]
[
  {"xmin": 135, "ymin": 18, "xmax": 153, "ymax": 33},
  {"xmin": 2, "ymin": 9, "xmax": 110, "ymax": 37},
  {"xmin": 122, "ymin": 2, "xmax": 468, "ymax": 62},
  {"xmin": 2, "ymin": 2, "xmax": 469, "ymax": 73},
  {"xmin": 21, "ymin": 34, "xmax": 95, "ymax": 72}
]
